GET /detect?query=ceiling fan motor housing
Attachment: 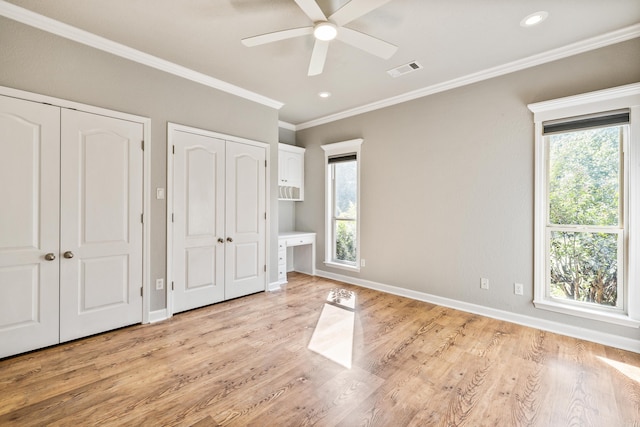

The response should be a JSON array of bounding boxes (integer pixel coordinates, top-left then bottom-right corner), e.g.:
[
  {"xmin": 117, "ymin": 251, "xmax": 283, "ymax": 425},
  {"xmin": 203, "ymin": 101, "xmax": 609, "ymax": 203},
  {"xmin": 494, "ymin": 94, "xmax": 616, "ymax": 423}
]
[{"xmin": 314, "ymin": 22, "xmax": 337, "ymax": 41}]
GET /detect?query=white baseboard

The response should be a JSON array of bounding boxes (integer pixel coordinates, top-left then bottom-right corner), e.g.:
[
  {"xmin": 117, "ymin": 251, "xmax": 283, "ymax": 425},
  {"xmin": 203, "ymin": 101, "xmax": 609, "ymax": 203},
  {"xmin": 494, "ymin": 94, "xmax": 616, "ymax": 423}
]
[
  {"xmin": 149, "ymin": 309, "xmax": 169, "ymax": 323},
  {"xmin": 315, "ymin": 269, "xmax": 640, "ymax": 353},
  {"xmin": 268, "ymin": 281, "xmax": 284, "ymax": 292}
]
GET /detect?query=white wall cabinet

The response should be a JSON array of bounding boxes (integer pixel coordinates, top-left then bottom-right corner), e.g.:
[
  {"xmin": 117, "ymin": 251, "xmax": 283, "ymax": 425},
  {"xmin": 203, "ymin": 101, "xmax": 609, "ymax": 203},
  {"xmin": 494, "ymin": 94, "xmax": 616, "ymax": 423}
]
[
  {"xmin": 0, "ymin": 94, "xmax": 145, "ymax": 358},
  {"xmin": 278, "ymin": 143, "xmax": 305, "ymax": 201}
]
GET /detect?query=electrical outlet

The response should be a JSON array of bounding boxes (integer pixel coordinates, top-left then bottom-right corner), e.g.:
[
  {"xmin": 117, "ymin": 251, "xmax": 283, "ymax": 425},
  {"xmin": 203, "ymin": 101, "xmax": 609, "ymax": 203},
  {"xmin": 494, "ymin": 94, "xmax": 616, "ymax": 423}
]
[
  {"xmin": 361, "ymin": 259, "xmax": 366, "ymax": 267},
  {"xmin": 514, "ymin": 283, "xmax": 524, "ymax": 295},
  {"xmin": 480, "ymin": 278, "xmax": 489, "ymax": 290},
  {"xmin": 156, "ymin": 278, "xmax": 164, "ymax": 290}
]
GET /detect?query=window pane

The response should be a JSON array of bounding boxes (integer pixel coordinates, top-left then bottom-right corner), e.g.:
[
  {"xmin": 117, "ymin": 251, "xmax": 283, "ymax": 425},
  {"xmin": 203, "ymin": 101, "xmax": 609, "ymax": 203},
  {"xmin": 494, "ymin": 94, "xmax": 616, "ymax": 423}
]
[
  {"xmin": 548, "ymin": 126, "xmax": 621, "ymax": 226},
  {"xmin": 335, "ymin": 219, "xmax": 357, "ymax": 263},
  {"xmin": 334, "ymin": 161, "xmax": 357, "ymax": 219},
  {"xmin": 549, "ymin": 231, "xmax": 618, "ymax": 307}
]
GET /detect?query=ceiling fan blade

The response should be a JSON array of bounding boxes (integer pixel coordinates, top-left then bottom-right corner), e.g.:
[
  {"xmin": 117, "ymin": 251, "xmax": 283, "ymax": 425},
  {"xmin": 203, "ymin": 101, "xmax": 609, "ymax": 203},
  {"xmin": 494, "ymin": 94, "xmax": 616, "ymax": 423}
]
[
  {"xmin": 336, "ymin": 27, "xmax": 397, "ymax": 59},
  {"xmin": 308, "ymin": 40, "xmax": 330, "ymax": 76},
  {"xmin": 329, "ymin": 0, "xmax": 394, "ymax": 27},
  {"xmin": 241, "ymin": 27, "xmax": 313, "ymax": 47},
  {"xmin": 294, "ymin": 0, "xmax": 327, "ymax": 22}
]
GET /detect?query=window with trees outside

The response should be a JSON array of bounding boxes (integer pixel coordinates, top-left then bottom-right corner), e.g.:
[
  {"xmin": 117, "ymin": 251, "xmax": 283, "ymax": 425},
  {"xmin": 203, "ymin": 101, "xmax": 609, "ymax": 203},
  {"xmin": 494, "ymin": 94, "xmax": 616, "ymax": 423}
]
[
  {"xmin": 321, "ymin": 139, "xmax": 362, "ymax": 271},
  {"xmin": 529, "ymin": 84, "xmax": 640, "ymax": 327},
  {"xmin": 547, "ymin": 119, "xmax": 626, "ymax": 310}
]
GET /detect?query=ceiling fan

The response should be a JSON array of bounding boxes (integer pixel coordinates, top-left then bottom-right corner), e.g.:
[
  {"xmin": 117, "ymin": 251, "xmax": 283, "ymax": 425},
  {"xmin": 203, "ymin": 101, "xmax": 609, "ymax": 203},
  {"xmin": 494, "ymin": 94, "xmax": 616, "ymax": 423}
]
[{"xmin": 241, "ymin": 0, "xmax": 398, "ymax": 76}]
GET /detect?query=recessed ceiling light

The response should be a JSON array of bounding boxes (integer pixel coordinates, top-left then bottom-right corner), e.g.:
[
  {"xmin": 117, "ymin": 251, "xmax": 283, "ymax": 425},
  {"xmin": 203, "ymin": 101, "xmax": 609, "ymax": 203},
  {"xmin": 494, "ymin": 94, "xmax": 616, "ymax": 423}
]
[
  {"xmin": 520, "ymin": 11, "xmax": 548, "ymax": 27},
  {"xmin": 314, "ymin": 22, "xmax": 337, "ymax": 41},
  {"xmin": 318, "ymin": 91, "xmax": 331, "ymax": 98}
]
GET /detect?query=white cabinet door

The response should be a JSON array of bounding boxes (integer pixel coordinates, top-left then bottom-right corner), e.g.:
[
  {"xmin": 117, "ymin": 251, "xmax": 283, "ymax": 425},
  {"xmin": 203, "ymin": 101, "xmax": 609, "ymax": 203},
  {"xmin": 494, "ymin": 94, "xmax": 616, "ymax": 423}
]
[
  {"xmin": 283, "ymin": 151, "xmax": 302, "ymax": 188},
  {"xmin": 278, "ymin": 150, "xmax": 302, "ymax": 187},
  {"xmin": 225, "ymin": 142, "xmax": 266, "ymax": 299},
  {"xmin": 171, "ymin": 130, "xmax": 225, "ymax": 313},
  {"xmin": 278, "ymin": 144, "xmax": 305, "ymax": 200},
  {"xmin": 278, "ymin": 150, "xmax": 287, "ymax": 185},
  {"xmin": 59, "ymin": 109, "xmax": 143, "ymax": 342},
  {"xmin": 0, "ymin": 96, "xmax": 60, "ymax": 358}
]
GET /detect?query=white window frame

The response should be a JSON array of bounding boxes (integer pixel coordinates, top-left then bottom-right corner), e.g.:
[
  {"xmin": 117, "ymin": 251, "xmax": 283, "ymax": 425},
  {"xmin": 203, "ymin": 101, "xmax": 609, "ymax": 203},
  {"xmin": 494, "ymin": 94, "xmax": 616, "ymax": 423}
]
[
  {"xmin": 529, "ymin": 83, "xmax": 640, "ymax": 327},
  {"xmin": 321, "ymin": 138, "xmax": 363, "ymax": 272}
]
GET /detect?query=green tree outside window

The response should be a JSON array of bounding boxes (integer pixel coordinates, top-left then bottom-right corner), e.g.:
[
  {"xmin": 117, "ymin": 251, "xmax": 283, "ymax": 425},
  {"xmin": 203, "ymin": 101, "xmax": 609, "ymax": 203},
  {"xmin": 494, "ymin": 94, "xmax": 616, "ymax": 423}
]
[{"xmin": 547, "ymin": 126, "xmax": 622, "ymax": 307}]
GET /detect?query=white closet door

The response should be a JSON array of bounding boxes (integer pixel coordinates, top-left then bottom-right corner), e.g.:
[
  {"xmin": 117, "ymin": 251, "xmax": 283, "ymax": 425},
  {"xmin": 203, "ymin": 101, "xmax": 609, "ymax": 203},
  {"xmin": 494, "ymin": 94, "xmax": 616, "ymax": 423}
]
[
  {"xmin": 0, "ymin": 96, "xmax": 60, "ymax": 358},
  {"xmin": 59, "ymin": 109, "xmax": 143, "ymax": 342},
  {"xmin": 225, "ymin": 142, "xmax": 266, "ymax": 299},
  {"xmin": 172, "ymin": 130, "xmax": 225, "ymax": 313}
]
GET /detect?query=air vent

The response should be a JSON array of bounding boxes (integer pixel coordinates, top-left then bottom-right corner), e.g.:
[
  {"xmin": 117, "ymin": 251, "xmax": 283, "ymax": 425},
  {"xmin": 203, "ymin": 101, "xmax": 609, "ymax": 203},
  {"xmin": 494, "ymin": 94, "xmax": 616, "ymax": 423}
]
[{"xmin": 387, "ymin": 61, "xmax": 423, "ymax": 78}]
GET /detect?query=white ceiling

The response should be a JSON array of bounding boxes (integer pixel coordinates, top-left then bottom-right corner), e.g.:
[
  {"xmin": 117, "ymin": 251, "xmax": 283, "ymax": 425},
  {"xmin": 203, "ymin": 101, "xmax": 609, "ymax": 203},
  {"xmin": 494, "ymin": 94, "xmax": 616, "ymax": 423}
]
[{"xmin": 4, "ymin": 0, "xmax": 640, "ymax": 128}]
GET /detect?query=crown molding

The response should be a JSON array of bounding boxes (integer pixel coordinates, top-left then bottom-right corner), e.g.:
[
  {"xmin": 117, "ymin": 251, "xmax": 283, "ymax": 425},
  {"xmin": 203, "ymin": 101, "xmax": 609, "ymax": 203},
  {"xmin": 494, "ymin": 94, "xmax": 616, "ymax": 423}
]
[
  {"xmin": 278, "ymin": 120, "xmax": 296, "ymax": 131},
  {"xmin": 2, "ymin": 0, "xmax": 637, "ymax": 128},
  {"xmin": 0, "ymin": 0, "xmax": 284, "ymax": 110},
  {"xmin": 295, "ymin": 23, "xmax": 640, "ymax": 131}
]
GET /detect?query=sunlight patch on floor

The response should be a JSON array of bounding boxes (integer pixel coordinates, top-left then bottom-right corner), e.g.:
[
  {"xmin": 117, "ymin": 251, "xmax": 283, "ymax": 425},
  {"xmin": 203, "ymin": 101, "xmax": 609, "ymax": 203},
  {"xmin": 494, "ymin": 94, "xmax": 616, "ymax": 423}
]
[
  {"xmin": 308, "ymin": 289, "xmax": 356, "ymax": 369},
  {"xmin": 597, "ymin": 356, "xmax": 640, "ymax": 383}
]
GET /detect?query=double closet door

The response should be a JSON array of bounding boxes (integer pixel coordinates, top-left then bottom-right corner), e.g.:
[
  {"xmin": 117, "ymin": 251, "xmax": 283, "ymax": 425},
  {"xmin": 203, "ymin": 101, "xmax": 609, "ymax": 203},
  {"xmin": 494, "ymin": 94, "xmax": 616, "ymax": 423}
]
[
  {"xmin": 171, "ymin": 125, "xmax": 266, "ymax": 314},
  {"xmin": 0, "ymin": 95, "xmax": 143, "ymax": 358}
]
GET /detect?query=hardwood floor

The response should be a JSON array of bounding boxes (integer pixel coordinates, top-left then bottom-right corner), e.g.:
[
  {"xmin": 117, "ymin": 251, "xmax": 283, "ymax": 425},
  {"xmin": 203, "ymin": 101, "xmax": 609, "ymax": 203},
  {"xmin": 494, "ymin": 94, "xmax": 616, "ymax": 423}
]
[{"xmin": 1, "ymin": 273, "xmax": 639, "ymax": 426}]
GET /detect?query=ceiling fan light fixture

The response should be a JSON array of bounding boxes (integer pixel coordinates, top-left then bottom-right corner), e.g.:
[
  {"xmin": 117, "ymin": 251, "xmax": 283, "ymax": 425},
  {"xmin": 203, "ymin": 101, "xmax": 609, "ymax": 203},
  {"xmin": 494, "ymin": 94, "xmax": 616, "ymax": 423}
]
[
  {"xmin": 318, "ymin": 91, "xmax": 331, "ymax": 98},
  {"xmin": 520, "ymin": 11, "xmax": 548, "ymax": 27},
  {"xmin": 242, "ymin": 0, "xmax": 397, "ymax": 76},
  {"xmin": 314, "ymin": 22, "xmax": 337, "ymax": 41}
]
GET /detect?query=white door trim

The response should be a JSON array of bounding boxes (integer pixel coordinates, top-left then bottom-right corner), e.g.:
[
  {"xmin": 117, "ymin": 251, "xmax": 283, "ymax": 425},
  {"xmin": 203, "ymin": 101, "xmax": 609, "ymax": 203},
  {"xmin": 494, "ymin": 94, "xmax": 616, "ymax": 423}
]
[
  {"xmin": 0, "ymin": 85, "xmax": 152, "ymax": 324},
  {"xmin": 166, "ymin": 122, "xmax": 270, "ymax": 318}
]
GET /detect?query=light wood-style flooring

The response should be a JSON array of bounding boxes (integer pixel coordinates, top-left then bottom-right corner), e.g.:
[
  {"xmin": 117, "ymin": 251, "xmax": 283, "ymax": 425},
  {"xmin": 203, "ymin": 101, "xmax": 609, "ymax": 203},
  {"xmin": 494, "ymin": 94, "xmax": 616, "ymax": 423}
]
[{"xmin": 1, "ymin": 273, "xmax": 639, "ymax": 426}]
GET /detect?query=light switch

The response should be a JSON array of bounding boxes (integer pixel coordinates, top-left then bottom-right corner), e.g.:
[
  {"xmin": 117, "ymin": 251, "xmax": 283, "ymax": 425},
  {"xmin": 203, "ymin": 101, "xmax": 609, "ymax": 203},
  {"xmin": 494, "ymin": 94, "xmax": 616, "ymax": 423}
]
[{"xmin": 156, "ymin": 188, "xmax": 165, "ymax": 200}]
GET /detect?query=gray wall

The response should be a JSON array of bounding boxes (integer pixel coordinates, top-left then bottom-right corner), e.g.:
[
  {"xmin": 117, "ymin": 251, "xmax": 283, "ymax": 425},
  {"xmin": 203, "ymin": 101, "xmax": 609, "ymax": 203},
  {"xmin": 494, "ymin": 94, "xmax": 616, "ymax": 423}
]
[
  {"xmin": 278, "ymin": 127, "xmax": 296, "ymax": 145},
  {"xmin": 296, "ymin": 38, "xmax": 640, "ymax": 341},
  {"xmin": 0, "ymin": 17, "xmax": 280, "ymax": 311},
  {"xmin": 278, "ymin": 201, "xmax": 296, "ymax": 233}
]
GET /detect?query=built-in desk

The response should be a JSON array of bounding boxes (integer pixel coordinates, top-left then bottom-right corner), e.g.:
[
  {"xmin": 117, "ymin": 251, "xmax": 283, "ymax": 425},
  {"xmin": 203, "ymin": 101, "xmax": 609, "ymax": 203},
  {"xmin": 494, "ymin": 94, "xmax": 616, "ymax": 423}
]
[{"xmin": 278, "ymin": 232, "xmax": 316, "ymax": 285}]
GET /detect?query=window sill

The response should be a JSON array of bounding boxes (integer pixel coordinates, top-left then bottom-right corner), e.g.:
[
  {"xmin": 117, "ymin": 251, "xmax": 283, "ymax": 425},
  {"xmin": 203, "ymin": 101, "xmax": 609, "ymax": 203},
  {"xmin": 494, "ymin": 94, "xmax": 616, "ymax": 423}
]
[
  {"xmin": 324, "ymin": 261, "xmax": 360, "ymax": 273},
  {"xmin": 534, "ymin": 299, "xmax": 640, "ymax": 328}
]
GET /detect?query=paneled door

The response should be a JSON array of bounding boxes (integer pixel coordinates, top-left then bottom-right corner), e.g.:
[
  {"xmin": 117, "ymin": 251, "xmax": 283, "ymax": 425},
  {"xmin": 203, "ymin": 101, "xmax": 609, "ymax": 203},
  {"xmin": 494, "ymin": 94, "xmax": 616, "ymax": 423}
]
[
  {"xmin": 225, "ymin": 142, "xmax": 266, "ymax": 299},
  {"xmin": 170, "ymin": 125, "xmax": 266, "ymax": 313},
  {"xmin": 172, "ymin": 129, "xmax": 226, "ymax": 313},
  {"xmin": 0, "ymin": 96, "xmax": 60, "ymax": 358},
  {"xmin": 59, "ymin": 109, "xmax": 143, "ymax": 342}
]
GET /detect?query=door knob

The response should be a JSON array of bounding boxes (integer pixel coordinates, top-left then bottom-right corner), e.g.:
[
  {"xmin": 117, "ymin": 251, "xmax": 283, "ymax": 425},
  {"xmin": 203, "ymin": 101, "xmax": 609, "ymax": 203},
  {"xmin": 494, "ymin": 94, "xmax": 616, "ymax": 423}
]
[
  {"xmin": 227, "ymin": 237, "xmax": 233, "ymax": 243},
  {"xmin": 63, "ymin": 251, "xmax": 74, "ymax": 259},
  {"xmin": 217, "ymin": 238, "xmax": 224, "ymax": 244},
  {"xmin": 44, "ymin": 253, "xmax": 56, "ymax": 261}
]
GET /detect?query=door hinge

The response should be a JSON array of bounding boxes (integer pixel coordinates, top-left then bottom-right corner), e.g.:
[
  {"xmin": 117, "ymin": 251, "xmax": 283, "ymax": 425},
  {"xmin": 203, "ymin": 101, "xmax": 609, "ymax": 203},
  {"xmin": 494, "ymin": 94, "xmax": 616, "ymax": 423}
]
[
  {"xmin": 140, "ymin": 286, "xmax": 143, "ymax": 297},
  {"xmin": 171, "ymin": 281, "xmax": 174, "ymax": 291},
  {"xmin": 172, "ymin": 213, "xmax": 174, "ymax": 223},
  {"xmin": 172, "ymin": 145, "xmax": 175, "ymax": 154},
  {"xmin": 264, "ymin": 212, "xmax": 267, "ymax": 220},
  {"xmin": 264, "ymin": 265, "xmax": 267, "ymax": 272},
  {"xmin": 141, "ymin": 140, "xmax": 144, "ymax": 150},
  {"xmin": 141, "ymin": 213, "xmax": 144, "ymax": 223},
  {"xmin": 265, "ymin": 160, "xmax": 267, "ymax": 167}
]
